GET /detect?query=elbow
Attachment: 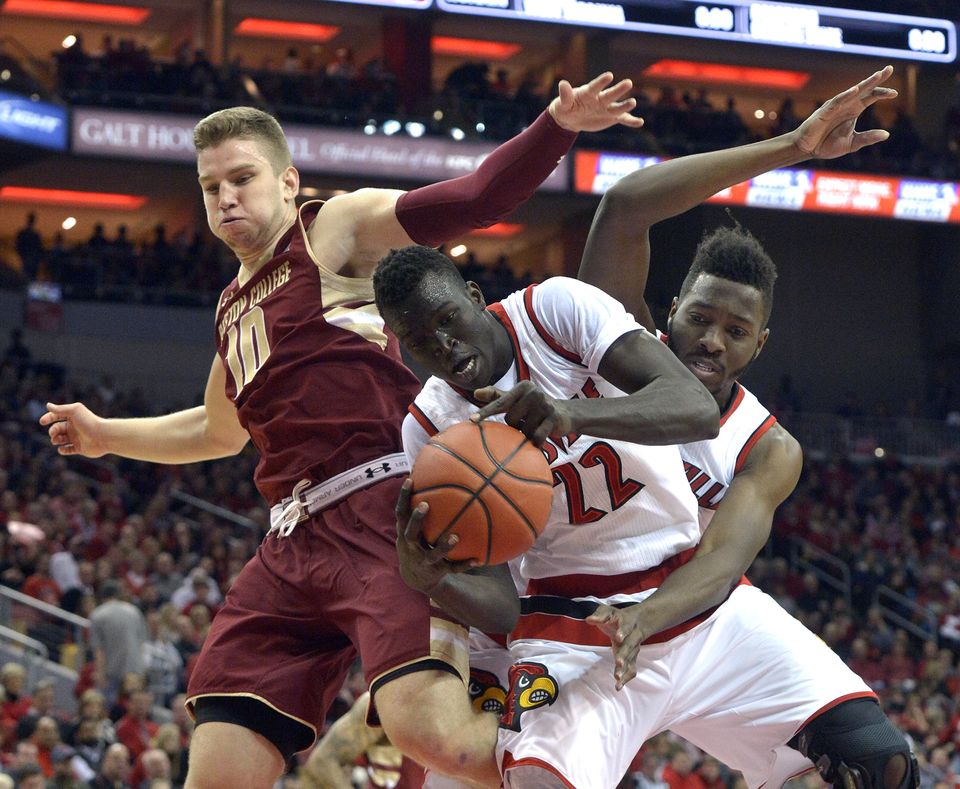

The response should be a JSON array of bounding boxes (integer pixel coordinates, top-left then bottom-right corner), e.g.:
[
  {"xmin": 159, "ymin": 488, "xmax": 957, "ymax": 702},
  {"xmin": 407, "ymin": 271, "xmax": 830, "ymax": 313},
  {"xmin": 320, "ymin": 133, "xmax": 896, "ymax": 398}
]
[{"xmin": 207, "ymin": 430, "xmax": 248, "ymax": 458}]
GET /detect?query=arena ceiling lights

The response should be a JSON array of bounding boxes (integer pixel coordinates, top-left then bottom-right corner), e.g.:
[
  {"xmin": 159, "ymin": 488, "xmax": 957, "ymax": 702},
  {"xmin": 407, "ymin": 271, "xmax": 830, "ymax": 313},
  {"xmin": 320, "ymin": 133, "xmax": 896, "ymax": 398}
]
[
  {"xmin": 234, "ymin": 18, "xmax": 340, "ymax": 42},
  {"xmin": 0, "ymin": 187, "xmax": 148, "ymax": 210},
  {"xmin": 643, "ymin": 60, "xmax": 810, "ymax": 91},
  {"xmin": 430, "ymin": 36, "xmax": 521, "ymax": 60},
  {"xmin": 469, "ymin": 223, "xmax": 525, "ymax": 237},
  {"xmin": 0, "ymin": 0, "xmax": 150, "ymax": 23}
]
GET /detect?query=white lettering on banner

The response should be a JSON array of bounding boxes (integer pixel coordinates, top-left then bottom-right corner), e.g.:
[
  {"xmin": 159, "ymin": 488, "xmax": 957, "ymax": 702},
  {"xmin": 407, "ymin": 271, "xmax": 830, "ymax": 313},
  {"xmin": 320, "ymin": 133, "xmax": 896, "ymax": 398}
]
[
  {"xmin": 894, "ymin": 201, "xmax": 951, "ymax": 221},
  {"xmin": 78, "ymin": 118, "xmax": 146, "ymax": 148},
  {"xmin": 0, "ymin": 102, "xmax": 62, "ymax": 133},
  {"xmin": 749, "ymin": 3, "xmax": 843, "ymax": 49},
  {"xmin": 521, "ymin": 0, "xmax": 625, "ymax": 24},
  {"xmin": 146, "ymin": 123, "xmax": 194, "ymax": 152},
  {"xmin": 71, "ymin": 110, "xmax": 566, "ymax": 187}
]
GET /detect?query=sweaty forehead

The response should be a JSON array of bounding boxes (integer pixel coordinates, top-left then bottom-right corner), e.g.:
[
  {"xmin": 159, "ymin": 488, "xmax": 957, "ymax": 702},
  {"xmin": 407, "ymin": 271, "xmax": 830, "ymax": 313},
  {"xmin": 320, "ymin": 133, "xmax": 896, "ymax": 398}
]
[
  {"xmin": 684, "ymin": 274, "xmax": 765, "ymax": 322},
  {"xmin": 386, "ymin": 273, "xmax": 460, "ymax": 332}
]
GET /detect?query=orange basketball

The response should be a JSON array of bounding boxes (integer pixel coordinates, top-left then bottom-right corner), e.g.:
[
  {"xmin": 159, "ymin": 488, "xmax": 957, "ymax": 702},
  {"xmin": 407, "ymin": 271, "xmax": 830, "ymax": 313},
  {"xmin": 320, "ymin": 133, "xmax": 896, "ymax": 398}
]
[{"xmin": 410, "ymin": 420, "xmax": 554, "ymax": 566}]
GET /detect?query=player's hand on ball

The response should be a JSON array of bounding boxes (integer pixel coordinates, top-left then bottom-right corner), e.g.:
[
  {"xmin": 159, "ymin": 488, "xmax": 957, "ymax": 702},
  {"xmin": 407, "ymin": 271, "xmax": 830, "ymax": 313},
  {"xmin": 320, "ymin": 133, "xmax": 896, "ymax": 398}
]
[
  {"xmin": 792, "ymin": 65, "xmax": 897, "ymax": 159},
  {"xmin": 471, "ymin": 381, "xmax": 574, "ymax": 447},
  {"xmin": 587, "ymin": 603, "xmax": 648, "ymax": 690},
  {"xmin": 39, "ymin": 402, "xmax": 108, "ymax": 457},
  {"xmin": 395, "ymin": 479, "xmax": 474, "ymax": 595}
]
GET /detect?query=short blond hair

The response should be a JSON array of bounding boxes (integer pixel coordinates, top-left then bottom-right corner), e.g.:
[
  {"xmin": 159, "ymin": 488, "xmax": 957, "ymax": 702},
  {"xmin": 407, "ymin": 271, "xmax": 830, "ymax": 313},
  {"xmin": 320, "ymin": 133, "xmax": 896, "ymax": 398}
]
[{"xmin": 193, "ymin": 107, "xmax": 292, "ymax": 173}]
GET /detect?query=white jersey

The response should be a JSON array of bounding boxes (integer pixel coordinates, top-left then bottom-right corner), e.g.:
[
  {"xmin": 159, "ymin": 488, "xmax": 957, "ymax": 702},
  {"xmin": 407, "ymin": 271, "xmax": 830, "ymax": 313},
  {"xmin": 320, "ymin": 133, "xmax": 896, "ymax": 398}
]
[
  {"xmin": 681, "ymin": 382, "xmax": 776, "ymax": 531},
  {"xmin": 403, "ymin": 278, "xmax": 701, "ymax": 584},
  {"xmin": 649, "ymin": 331, "xmax": 778, "ymax": 533}
]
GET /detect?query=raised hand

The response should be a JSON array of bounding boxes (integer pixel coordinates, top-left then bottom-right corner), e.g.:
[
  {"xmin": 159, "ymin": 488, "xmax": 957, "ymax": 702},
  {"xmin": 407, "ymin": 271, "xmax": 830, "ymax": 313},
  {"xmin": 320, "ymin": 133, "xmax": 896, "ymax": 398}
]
[
  {"xmin": 548, "ymin": 72, "xmax": 645, "ymax": 133},
  {"xmin": 586, "ymin": 603, "xmax": 648, "ymax": 690},
  {"xmin": 470, "ymin": 380, "xmax": 573, "ymax": 447},
  {"xmin": 792, "ymin": 65, "xmax": 898, "ymax": 159},
  {"xmin": 394, "ymin": 479, "xmax": 473, "ymax": 595},
  {"xmin": 39, "ymin": 402, "xmax": 107, "ymax": 457}
]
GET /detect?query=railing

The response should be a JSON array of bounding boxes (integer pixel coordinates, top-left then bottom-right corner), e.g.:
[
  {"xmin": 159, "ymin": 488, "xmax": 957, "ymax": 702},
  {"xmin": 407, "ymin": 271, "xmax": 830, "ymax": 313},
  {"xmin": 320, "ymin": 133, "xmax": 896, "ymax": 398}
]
[
  {"xmin": 788, "ymin": 536, "xmax": 852, "ymax": 608},
  {"xmin": 169, "ymin": 489, "xmax": 261, "ymax": 533},
  {"xmin": 0, "ymin": 625, "xmax": 49, "ymax": 687},
  {"xmin": 873, "ymin": 585, "xmax": 937, "ymax": 644},
  {"xmin": 0, "ymin": 586, "xmax": 89, "ymax": 665},
  {"xmin": 780, "ymin": 413, "xmax": 960, "ymax": 463}
]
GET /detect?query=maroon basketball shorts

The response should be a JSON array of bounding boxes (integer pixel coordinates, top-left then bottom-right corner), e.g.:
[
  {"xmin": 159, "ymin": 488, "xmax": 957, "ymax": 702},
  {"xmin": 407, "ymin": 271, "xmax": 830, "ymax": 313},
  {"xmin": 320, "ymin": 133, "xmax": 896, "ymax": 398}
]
[{"xmin": 186, "ymin": 475, "xmax": 468, "ymax": 750}]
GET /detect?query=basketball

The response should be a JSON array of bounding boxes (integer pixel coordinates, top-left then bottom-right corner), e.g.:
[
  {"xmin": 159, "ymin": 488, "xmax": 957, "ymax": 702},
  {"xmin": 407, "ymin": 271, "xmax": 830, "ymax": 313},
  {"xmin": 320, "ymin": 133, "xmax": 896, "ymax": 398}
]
[{"xmin": 410, "ymin": 420, "xmax": 554, "ymax": 566}]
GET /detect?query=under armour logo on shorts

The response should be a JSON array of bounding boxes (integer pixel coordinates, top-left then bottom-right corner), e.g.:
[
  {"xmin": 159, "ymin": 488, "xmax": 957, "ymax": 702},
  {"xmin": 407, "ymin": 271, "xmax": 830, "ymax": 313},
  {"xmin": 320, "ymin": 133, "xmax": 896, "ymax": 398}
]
[{"xmin": 365, "ymin": 463, "xmax": 392, "ymax": 478}]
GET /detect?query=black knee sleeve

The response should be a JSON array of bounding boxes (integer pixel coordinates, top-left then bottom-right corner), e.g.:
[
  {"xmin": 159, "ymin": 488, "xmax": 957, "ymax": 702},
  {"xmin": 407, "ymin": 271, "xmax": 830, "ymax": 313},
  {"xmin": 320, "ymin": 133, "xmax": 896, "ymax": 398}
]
[{"xmin": 790, "ymin": 699, "xmax": 917, "ymax": 789}]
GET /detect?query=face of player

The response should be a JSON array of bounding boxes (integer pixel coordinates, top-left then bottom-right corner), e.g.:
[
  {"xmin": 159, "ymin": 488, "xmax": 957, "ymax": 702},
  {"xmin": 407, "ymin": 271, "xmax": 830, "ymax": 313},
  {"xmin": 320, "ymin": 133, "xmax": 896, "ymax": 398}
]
[
  {"xmin": 666, "ymin": 273, "xmax": 769, "ymax": 407},
  {"xmin": 385, "ymin": 273, "xmax": 514, "ymax": 390},
  {"xmin": 197, "ymin": 137, "xmax": 298, "ymax": 259}
]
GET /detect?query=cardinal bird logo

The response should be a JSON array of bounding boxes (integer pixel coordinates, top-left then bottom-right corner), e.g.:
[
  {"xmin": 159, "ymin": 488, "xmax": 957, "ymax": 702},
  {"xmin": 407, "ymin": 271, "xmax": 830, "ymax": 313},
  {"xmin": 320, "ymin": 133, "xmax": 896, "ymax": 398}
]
[
  {"xmin": 468, "ymin": 668, "xmax": 508, "ymax": 716},
  {"xmin": 500, "ymin": 662, "xmax": 559, "ymax": 732}
]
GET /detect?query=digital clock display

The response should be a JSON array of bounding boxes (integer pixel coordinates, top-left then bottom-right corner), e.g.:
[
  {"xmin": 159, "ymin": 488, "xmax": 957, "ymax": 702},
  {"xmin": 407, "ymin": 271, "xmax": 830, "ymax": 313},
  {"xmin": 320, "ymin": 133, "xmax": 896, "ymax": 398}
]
[{"xmin": 434, "ymin": 0, "xmax": 957, "ymax": 63}]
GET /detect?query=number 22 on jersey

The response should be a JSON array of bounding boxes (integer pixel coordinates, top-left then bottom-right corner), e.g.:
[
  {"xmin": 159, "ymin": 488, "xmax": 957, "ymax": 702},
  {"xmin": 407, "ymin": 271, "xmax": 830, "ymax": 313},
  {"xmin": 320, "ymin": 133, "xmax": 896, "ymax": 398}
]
[{"xmin": 543, "ymin": 438, "xmax": 645, "ymax": 525}]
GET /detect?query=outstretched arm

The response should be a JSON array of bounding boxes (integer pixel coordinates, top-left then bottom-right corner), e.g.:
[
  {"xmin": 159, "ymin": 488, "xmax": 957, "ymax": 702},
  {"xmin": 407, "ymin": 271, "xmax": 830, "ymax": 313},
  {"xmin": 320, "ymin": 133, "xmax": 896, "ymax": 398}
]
[
  {"xmin": 39, "ymin": 355, "xmax": 248, "ymax": 463},
  {"xmin": 588, "ymin": 423, "xmax": 802, "ymax": 689},
  {"xmin": 310, "ymin": 72, "xmax": 643, "ymax": 276},
  {"xmin": 578, "ymin": 66, "xmax": 897, "ymax": 321}
]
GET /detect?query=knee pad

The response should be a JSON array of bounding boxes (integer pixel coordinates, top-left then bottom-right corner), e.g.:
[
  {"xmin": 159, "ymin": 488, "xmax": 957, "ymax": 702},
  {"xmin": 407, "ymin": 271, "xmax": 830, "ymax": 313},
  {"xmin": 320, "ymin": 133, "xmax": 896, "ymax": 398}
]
[{"xmin": 790, "ymin": 698, "xmax": 918, "ymax": 789}]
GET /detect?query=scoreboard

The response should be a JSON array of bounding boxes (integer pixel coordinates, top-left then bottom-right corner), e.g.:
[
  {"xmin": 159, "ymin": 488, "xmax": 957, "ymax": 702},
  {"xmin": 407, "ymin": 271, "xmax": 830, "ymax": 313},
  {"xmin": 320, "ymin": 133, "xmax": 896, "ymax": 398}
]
[{"xmin": 420, "ymin": 0, "xmax": 957, "ymax": 63}]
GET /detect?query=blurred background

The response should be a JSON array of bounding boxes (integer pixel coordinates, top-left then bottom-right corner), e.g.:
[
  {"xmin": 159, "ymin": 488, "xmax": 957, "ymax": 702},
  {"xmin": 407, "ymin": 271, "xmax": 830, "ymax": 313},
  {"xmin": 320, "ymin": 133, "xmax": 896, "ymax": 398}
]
[{"xmin": 0, "ymin": 0, "xmax": 959, "ymax": 787}]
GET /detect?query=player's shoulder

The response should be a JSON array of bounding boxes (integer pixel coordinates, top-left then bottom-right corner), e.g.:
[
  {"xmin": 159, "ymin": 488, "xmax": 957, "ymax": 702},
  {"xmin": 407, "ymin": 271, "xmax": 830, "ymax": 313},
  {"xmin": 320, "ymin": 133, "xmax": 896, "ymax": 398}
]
[{"xmin": 738, "ymin": 420, "xmax": 802, "ymax": 475}]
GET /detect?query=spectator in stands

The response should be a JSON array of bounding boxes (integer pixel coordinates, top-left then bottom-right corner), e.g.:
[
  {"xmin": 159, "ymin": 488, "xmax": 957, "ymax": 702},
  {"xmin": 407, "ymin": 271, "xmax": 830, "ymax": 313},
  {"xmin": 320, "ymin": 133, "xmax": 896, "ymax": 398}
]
[
  {"xmin": 697, "ymin": 757, "xmax": 726, "ymax": 789},
  {"xmin": 14, "ymin": 213, "xmax": 43, "ymax": 282},
  {"xmin": 142, "ymin": 611, "xmax": 183, "ymax": 707},
  {"xmin": 29, "ymin": 714, "xmax": 62, "ymax": 777},
  {"xmin": 114, "ymin": 691, "xmax": 156, "ymax": 763},
  {"xmin": 662, "ymin": 751, "xmax": 705, "ymax": 789},
  {"xmin": 48, "ymin": 744, "xmax": 89, "ymax": 789},
  {"xmin": 89, "ymin": 581, "xmax": 147, "ymax": 703},
  {"xmin": 7, "ymin": 761, "xmax": 45, "ymax": 789},
  {"xmin": 633, "ymin": 751, "xmax": 669, "ymax": 789},
  {"xmin": 0, "ymin": 663, "xmax": 32, "ymax": 725},
  {"xmin": 15, "ymin": 680, "xmax": 61, "ymax": 743},
  {"xmin": 150, "ymin": 724, "xmax": 186, "ymax": 788},
  {"xmin": 90, "ymin": 742, "xmax": 130, "ymax": 789},
  {"xmin": 3, "ymin": 329, "xmax": 31, "ymax": 380},
  {"xmin": 21, "ymin": 553, "xmax": 61, "ymax": 606},
  {"xmin": 138, "ymin": 748, "xmax": 170, "ymax": 787},
  {"xmin": 70, "ymin": 717, "xmax": 106, "ymax": 778}
]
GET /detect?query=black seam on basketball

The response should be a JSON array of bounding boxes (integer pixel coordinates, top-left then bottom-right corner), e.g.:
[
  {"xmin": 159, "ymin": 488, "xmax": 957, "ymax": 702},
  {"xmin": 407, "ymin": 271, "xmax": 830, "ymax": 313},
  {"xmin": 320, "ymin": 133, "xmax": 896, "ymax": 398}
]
[
  {"xmin": 426, "ymin": 428, "xmax": 545, "ymax": 554},
  {"xmin": 428, "ymin": 436, "xmax": 512, "ymax": 516},
  {"xmin": 477, "ymin": 422, "xmax": 553, "ymax": 541},
  {"xmin": 476, "ymin": 422, "xmax": 553, "ymax": 486}
]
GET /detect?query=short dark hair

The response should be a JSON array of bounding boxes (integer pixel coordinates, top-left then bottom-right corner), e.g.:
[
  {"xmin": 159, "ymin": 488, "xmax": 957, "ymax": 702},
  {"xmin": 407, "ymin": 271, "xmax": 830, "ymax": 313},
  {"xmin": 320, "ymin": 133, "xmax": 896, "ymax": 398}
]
[
  {"xmin": 193, "ymin": 107, "xmax": 292, "ymax": 173},
  {"xmin": 679, "ymin": 225, "xmax": 777, "ymax": 323},
  {"xmin": 373, "ymin": 246, "xmax": 464, "ymax": 316}
]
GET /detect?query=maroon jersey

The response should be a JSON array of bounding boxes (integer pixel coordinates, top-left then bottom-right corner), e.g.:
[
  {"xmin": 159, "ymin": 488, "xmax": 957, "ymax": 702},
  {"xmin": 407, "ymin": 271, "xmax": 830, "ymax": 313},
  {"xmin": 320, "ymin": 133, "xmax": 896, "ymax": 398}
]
[{"xmin": 214, "ymin": 202, "xmax": 422, "ymax": 505}]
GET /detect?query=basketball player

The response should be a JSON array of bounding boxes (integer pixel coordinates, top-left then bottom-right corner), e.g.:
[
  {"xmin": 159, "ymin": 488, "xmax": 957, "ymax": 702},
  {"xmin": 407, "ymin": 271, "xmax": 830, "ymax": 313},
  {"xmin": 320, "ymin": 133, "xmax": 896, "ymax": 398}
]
[
  {"xmin": 301, "ymin": 692, "xmax": 423, "ymax": 789},
  {"xmin": 578, "ymin": 68, "xmax": 917, "ymax": 789},
  {"xmin": 38, "ymin": 73, "xmax": 643, "ymax": 789},
  {"xmin": 374, "ymin": 67, "xmax": 914, "ymax": 789}
]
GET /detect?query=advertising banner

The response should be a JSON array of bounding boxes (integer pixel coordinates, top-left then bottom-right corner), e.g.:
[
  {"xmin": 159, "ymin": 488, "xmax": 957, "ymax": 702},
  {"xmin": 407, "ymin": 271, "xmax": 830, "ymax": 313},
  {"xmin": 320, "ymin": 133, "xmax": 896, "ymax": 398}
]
[
  {"xmin": 72, "ymin": 109, "xmax": 568, "ymax": 190},
  {"xmin": 0, "ymin": 91, "xmax": 68, "ymax": 150},
  {"xmin": 574, "ymin": 150, "xmax": 960, "ymax": 224}
]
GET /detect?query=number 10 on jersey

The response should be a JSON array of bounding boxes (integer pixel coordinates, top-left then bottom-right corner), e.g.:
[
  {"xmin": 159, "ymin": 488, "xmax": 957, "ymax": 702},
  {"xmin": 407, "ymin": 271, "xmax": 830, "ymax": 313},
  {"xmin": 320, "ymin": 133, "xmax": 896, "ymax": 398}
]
[{"xmin": 224, "ymin": 306, "xmax": 271, "ymax": 396}]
